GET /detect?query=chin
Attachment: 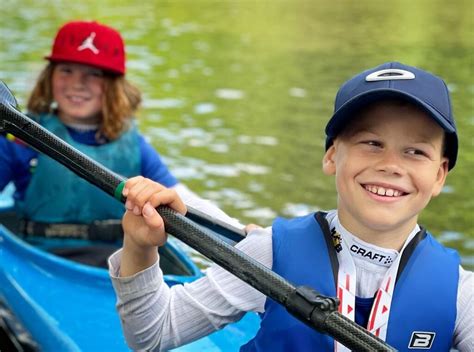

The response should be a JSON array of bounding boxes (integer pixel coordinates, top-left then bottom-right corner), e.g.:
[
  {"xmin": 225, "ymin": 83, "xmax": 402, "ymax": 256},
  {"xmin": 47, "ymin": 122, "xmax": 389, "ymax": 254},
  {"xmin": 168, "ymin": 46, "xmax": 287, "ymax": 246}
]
[{"xmin": 361, "ymin": 212, "xmax": 417, "ymax": 233}]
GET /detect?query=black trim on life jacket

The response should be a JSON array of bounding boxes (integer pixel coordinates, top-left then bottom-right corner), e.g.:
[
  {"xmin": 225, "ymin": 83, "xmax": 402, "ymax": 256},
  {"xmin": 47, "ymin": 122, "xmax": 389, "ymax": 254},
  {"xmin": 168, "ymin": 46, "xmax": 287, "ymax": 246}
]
[
  {"xmin": 315, "ymin": 211, "xmax": 339, "ymax": 288},
  {"xmin": 395, "ymin": 227, "xmax": 427, "ymax": 283}
]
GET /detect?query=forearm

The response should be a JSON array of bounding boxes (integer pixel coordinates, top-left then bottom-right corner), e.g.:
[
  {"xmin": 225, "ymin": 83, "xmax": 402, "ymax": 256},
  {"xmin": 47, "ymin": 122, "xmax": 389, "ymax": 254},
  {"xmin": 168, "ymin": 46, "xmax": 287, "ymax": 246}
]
[
  {"xmin": 109, "ymin": 250, "xmax": 246, "ymax": 351},
  {"xmin": 109, "ymin": 251, "xmax": 169, "ymax": 351},
  {"xmin": 108, "ymin": 229, "xmax": 272, "ymax": 351}
]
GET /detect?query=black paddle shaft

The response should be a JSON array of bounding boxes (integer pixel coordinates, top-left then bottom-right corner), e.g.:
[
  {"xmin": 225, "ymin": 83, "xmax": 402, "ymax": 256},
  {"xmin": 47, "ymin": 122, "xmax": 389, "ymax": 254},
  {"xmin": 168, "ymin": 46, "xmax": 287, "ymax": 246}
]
[{"xmin": 0, "ymin": 82, "xmax": 395, "ymax": 351}]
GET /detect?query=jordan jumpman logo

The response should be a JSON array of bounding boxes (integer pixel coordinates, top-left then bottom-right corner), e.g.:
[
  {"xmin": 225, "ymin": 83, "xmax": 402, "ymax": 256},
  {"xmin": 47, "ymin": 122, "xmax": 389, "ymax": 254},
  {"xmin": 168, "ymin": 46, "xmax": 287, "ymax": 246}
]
[{"xmin": 77, "ymin": 32, "xmax": 99, "ymax": 54}]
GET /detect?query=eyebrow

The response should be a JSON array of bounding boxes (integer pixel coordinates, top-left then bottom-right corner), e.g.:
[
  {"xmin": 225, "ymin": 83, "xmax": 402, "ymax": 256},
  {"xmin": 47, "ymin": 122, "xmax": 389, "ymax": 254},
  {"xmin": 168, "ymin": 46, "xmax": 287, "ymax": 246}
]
[{"xmin": 352, "ymin": 128, "xmax": 440, "ymax": 147}]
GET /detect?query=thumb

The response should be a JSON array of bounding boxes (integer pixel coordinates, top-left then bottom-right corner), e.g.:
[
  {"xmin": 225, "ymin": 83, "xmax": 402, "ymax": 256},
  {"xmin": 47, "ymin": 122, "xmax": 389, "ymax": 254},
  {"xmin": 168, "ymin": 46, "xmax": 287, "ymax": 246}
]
[{"xmin": 142, "ymin": 202, "xmax": 165, "ymax": 230}]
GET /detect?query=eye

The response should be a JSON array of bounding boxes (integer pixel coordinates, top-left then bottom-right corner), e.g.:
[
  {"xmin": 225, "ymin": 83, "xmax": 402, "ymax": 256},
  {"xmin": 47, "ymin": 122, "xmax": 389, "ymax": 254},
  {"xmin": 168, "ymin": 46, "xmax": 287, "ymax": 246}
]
[
  {"xmin": 88, "ymin": 69, "xmax": 104, "ymax": 78},
  {"xmin": 406, "ymin": 148, "xmax": 428, "ymax": 157},
  {"xmin": 363, "ymin": 140, "xmax": 382, "ymax": 148},
  {"xmin": 57, "ymin": 65, "xmax": 73, "ymax": 74}
]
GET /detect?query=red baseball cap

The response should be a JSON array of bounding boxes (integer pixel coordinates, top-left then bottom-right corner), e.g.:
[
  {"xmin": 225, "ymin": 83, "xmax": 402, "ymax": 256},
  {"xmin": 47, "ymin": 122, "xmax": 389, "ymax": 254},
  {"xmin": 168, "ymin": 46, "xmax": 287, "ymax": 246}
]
[{"xmin": 46, "ymin": 21, "xmax": 126, "ymax": 75}]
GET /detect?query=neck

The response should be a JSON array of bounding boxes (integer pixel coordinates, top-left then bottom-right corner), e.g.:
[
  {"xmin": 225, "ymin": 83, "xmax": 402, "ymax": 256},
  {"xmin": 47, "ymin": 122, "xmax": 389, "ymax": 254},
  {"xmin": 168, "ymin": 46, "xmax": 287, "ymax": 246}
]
[{"xmin": 336, "ymin": 211, "xmax": 418, "ymax": 251}]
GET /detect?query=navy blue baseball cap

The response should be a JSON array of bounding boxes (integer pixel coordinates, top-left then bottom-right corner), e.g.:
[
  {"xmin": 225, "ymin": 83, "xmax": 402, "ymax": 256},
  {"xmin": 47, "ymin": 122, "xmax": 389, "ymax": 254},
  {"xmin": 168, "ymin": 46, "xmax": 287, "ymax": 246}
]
[{"xmin": 325, "ymin": 62, "xmax": 458, "ymax": 170}]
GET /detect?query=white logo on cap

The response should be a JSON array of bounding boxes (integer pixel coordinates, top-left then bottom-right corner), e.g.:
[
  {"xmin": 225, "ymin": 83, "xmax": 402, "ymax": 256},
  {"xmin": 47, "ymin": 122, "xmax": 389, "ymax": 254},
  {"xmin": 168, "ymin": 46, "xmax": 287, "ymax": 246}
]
[
  {"xmin": 77, "ymin": 32, "xmax": 99, "ymax": 54},
  {"xmin": 366, "ymin": 69, "xmax": 415, "ymax": 82}
]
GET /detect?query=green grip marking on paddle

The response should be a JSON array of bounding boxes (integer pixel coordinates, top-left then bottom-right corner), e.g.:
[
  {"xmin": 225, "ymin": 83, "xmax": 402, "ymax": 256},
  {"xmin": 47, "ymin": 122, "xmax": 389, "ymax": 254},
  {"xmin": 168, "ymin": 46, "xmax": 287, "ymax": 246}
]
[{"xmin": 114, "ymin": 180, "xmax": 126, "ymax": 201}]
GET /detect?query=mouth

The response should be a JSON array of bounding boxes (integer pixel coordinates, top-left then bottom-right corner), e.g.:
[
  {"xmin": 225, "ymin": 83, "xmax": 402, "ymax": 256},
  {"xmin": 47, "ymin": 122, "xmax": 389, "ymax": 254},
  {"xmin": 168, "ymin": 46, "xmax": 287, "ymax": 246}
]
[
  {"xmin": 67, "ymin": 95, "xmax": 90, "ymax": 104},
  {"xmin": 362, "ymin": 184, "xmax": 408, "ymax": 198}
]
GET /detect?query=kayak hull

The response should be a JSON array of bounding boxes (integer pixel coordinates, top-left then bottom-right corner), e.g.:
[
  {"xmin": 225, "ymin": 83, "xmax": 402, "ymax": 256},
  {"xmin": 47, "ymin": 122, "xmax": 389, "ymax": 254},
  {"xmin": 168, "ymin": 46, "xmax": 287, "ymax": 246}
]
[{"xmin": 0, "ymin": 184, "xmax": 259, "ymax": 350}]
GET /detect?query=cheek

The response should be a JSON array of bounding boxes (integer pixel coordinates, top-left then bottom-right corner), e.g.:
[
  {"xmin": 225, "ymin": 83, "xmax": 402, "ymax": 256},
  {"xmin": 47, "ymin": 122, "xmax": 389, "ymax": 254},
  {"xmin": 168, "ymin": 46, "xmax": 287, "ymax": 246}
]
[
  {"xmin": 415, "ymin": 170, "xmax": 441, "ymax": 195},
  {"xmin": 334, "ymin": 155, "xmax": 358, "ymax": 177},
  {"xmin": 51, "ymin": 74, "xmax": 70, "ymax": 100},
  {"xmin": 92, "ymin": 82, "xmax": 105, "ymax": 101},
  {"xmin": 51, "ymin": 77, "xmax": 62, "ymax": 96},
  {"xmin": 92, "ymin": 78, "xmax": 105, "ymax": 92},
  {"xmin": 333, "ymin": 159, "xmax": 352, "ymax": 186}
]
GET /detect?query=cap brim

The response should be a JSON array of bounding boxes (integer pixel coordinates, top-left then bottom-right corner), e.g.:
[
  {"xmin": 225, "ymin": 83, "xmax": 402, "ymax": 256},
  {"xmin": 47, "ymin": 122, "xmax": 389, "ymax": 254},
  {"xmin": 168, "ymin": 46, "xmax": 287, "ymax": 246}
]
[
  {"xmin": 45, "ymin": 55, "xmax": 124, "ymax": 75},
  {"xmin": 326, "ymin": 89, "xmax": 456, "ymax": 137}
]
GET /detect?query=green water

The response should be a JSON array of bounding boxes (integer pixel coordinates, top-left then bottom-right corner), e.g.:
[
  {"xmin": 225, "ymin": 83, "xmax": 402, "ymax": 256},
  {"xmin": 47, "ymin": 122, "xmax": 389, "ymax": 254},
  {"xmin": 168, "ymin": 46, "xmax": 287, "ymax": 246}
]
[{"xmin": 1, "ymin": 0, "xmax": 472, "ymax": 269}]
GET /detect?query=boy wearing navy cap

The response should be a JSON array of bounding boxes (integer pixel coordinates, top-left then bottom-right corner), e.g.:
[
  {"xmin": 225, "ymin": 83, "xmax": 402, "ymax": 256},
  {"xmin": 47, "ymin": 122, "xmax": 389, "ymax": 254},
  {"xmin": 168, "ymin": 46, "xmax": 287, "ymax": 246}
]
[{"xmin": 109, "ymin": 62, "xmax": 473, "ymax": 351}]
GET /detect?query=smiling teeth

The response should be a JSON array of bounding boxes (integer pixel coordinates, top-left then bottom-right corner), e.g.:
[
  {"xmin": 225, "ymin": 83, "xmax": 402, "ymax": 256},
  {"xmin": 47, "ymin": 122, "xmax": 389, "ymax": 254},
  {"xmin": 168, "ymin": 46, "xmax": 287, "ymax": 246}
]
[
  {"xmin": 365, "ymin": 185, "xmax": 402, "ymax": 197},
  {"xmin": 70, "ymin": 96, "xmax": 86, "ymax": 103}
]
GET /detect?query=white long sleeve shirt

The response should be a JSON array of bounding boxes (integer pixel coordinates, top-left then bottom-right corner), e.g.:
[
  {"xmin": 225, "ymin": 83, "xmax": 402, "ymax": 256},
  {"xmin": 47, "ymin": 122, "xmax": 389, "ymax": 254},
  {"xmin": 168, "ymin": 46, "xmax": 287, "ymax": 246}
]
[{"xmin": 109, "ymin": 211, "xmax": 474, "ymax": 351}]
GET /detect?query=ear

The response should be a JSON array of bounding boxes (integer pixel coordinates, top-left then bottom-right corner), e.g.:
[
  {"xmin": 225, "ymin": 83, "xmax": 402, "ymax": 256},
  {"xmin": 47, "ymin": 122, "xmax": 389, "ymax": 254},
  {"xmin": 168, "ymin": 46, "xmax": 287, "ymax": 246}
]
[
  {"xmin": 431, "ymin": 157, "xmax": 449, "ymax": 197},
  {"xmin": 322, "ymin": 145, "xmax": 337, "ymax": 175}
]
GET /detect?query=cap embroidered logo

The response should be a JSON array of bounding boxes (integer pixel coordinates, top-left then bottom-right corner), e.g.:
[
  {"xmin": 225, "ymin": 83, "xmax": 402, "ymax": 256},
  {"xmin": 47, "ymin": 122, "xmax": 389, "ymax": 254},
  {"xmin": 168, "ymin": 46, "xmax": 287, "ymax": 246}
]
[
  {"xmin": 365, "ymin": 69, "xmax": 415, "ymax": 82},
  {"xmin": 77, "ymin": 32, "xmax": 99, "ymax": 54}
]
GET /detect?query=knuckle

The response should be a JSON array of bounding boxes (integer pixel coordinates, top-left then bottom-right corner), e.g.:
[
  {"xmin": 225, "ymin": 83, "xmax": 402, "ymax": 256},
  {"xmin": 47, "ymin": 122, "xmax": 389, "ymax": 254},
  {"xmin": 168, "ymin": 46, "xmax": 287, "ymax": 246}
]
[{"xmin": 150, "ymin": 193, "xmax": 161, "ymax": 205}]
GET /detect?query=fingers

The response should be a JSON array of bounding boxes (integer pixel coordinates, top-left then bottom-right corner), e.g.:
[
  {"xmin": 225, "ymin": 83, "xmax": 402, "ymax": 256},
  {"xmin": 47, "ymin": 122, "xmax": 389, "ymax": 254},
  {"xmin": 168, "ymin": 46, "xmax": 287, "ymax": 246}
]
[
  {"xmin": 124, "ymin": 177, "xmax": 163, "ymax": 214},
  {"xmin": 147, "ymin": 189, "xmax": 187, "ymax": 215},
  {"xmin": 125, "ymin": 177, "xmax": 164, "ymax": 206},
  {"xmin": 123, "ymin": 177, "xmax": 187, "ymax": 215},
  {"xmin": 122, "ymin": 176, "xmax": 145, "ymax": 197},
  {"xmin": 142, "ymin": 203, "xmax": 166, "ymax": 234}
]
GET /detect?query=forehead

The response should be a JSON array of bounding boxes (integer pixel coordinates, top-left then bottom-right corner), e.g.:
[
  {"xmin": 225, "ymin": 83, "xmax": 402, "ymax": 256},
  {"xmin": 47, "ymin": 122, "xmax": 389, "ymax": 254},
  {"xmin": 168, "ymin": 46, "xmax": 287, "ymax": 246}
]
[
  {"xmin": 345, "ymin": 99, "xmax": 444, "ymax": 138},
  {"xmin": 54, "ymin": 62, "xmax": 103, "ymax": 72}
]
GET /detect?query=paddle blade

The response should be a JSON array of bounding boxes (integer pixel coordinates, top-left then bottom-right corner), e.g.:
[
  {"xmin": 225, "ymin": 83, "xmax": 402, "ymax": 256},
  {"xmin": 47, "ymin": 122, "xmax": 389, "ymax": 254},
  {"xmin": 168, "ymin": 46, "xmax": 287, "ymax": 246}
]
[
  {"xmin": 0, "ymin": 81, "xmax": 18, "ymax": 109},
  {"xmin": 0, "ymin": 81, "xmax": 18, "ymax": 133}
]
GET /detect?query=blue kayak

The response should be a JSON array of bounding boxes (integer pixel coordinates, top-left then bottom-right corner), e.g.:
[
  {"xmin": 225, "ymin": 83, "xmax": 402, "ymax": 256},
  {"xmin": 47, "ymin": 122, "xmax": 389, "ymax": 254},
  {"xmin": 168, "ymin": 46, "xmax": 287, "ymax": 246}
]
[{"xmin": 0, "ymin": 183, "xmax": 259, "ymax": 351}]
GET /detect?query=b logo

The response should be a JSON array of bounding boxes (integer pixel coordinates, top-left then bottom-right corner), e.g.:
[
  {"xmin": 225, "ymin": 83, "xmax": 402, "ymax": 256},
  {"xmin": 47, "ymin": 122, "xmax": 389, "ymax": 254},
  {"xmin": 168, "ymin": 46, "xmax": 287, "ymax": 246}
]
[{"xmin": 408, "ymin": 331, "xmax": 436, "ymax": 349}]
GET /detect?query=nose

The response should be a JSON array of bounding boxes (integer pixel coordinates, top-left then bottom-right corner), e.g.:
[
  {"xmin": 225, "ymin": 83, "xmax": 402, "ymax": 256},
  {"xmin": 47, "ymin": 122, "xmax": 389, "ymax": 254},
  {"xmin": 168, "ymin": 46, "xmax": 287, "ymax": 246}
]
[{"xmin": 375, "ymin": 150, "xmax": 405, "ymax": 175}]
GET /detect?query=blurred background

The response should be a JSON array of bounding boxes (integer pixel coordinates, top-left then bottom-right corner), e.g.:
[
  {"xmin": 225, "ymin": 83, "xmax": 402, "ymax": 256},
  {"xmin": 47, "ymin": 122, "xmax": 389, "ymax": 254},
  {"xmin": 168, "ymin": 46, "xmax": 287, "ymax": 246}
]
[{"xmin": 1, "ymin": 0, "xmax": 472, "ymax": 269}]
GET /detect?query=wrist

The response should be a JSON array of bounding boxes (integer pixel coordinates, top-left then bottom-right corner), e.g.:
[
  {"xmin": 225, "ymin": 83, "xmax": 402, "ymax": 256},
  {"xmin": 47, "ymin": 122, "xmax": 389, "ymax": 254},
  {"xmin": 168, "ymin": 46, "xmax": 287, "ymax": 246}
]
[{"xmin": 120, "ymin": 234, "xmax": 159, "ymax": 277}]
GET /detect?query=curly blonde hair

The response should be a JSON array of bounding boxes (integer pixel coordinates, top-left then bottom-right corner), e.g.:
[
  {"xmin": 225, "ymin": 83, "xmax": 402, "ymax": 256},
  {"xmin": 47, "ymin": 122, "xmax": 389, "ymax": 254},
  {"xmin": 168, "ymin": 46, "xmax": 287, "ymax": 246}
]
[{"xmin": 27, "ymin": 63, "xmax": 141, "ymax": 141}]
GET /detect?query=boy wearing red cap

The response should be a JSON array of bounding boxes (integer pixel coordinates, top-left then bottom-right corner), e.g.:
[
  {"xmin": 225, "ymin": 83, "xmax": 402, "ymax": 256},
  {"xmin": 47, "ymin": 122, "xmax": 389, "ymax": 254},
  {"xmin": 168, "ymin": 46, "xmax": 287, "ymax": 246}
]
[
  {"xmin": 0, "ymin": 21, "xmax": 240, "ymax": 262},
  {"xmin": 109, "ymin": 62, "xmax": 473, "ymax": 351}
]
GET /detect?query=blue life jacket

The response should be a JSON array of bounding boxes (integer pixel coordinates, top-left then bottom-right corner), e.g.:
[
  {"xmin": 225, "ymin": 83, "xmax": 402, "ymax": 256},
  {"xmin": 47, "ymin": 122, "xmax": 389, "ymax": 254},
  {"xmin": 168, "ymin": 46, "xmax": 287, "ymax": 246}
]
[
  {"xmin": 241, "ymin": 212, "xmax": 459, "ymax": 352},
  {"xmin": 16, "ymin": 115, "xmax": 141, "ymax": 223}
]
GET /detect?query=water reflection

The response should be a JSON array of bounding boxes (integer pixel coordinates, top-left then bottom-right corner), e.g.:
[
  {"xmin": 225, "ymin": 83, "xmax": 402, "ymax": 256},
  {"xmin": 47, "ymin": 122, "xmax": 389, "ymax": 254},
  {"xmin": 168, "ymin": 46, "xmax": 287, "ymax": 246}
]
[
  {"xmin": 144, "ymin": 98, "xmax": 185, "ymax": 109},
  {"xmin": 194, "ymin": 103, "xmax": 216, "ymax": 114},
  {"xmin": 215, "ymin": 88, "xmax": 245, "ymax": 100}
]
